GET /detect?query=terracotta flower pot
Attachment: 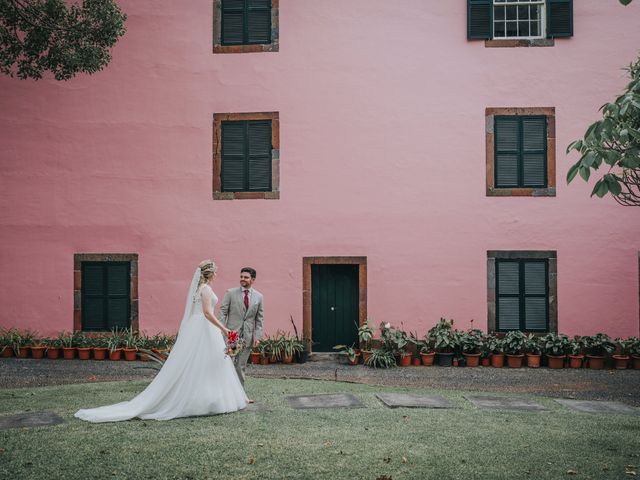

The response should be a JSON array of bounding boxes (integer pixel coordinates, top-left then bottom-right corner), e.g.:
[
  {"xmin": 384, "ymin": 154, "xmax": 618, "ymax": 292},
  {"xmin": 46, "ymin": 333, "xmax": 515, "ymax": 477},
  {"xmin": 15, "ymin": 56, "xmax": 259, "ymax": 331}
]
[
  {"xmin": 109, "ymin": 349, "xmax": 122, "ymax": 361},
  {"xmin": 586, "ymin": 354, "xmax": 605, "ymax": 370},
  {"xmin": 151, "ymin": 348, "xmax": 169, "ymax": 360},
  {"xmin": 632, "ymin": 355, "xmax": 640, "ymax": 370},
  {"xmin": 412, "ymin": 357, "xmax": 421, "ymax": 366},
  {"xmin": 568, "ymin": 355, "xmax": 584, "ymax": 369},
  {"xmin": 93, "ymin": 348, "xmax": 108, "ymax": 360},
  {"xmin": 361, "ymin": 350, "xmax": 373, "ymax": 364},
  {"xmin": 30, "ymin": 346, "xmax": 45, "ymax": 359},
  {"xmin": 123, "ymin": 348, "xmax": 137, "ymax": 361},
  {"xmin": 348, "ymin": 353, "xmax": 361, "ymax": 366},
  {"xmin": 398, "ymin": 353, "xmax": 412, "ymax": 367},
  {"xmin": 62, "ymin": 347, "xmax": 76, "ymax": 360},
  {"xmin": 250, "ymin": 352, "xmax": 261, "ymax": 364},
  {"xmin": 420, "ymin": 352, "xmax": 435, "ymax": 366},
  {"xmin": 526, "ymin": 353, "xmax": 541, "ymax": 368},
  {"xmin": 463, "ymin": 352, "xmax": 481, "ymax": 367},
  {"xmin": 138, "ymin": 352, "xmax": 149, "ymax": 362},
  {"xmin": 17, "ymin": 347, "xmax": 30, "ymax": 358},
  {"xmin": 481, "ymin": 357, "xmax": 490, "ymax": 367},
  {"xmin": 1, "ymin": 347, "xmax": 13, "ymax": 358},
  {"xmin": 506, "ymin": 354, "xmax": 524, "ymax": 368},
  {"xmin": 46, "ymin": 348, "xmax": 60, "ymax": 359},
  {"xmin": 269, "ymin": 354, "xmax": 277, "ymax": 364},
  {"xmin": 490, "ymin": 353, "xmax": 504, "ymax": 368},
  {"xmin": 612, "ymin": 355, "xmax": 629, "ymax": 370},
  {"xmin": 260, "ymin": 356, "xmax": 269, "ymax": 365},
  {"xmin": 77, "ymin": 347, "xmax": 92, "ymax": 360},
  {"xmin": 547, "ymin": 354, "xmax": 565, "ymax": 369}
]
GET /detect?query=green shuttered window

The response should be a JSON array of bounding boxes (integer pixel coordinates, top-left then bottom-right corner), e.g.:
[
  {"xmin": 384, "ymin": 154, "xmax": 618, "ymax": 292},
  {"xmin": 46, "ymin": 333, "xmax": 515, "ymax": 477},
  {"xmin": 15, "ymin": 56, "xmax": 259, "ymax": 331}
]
[
  {"xmin": 496, "ymin": 260, "xmax": 549, "ymax": 332},
  {"xmin": 221, "ymin": 0, "xmax": 271, "ymax": 45},
  {"xmin": 82, "ymin": 262, "xmax": 131, "ymax": 331},
  {"xmin": 494, "ymin": 115, "xmax": 547, "ymax": 188},
  {"xmin": 222, "ymin": 120, "xmax": 272, "ymax": 192},
  {"xmin": 467, "ymin": 0, "xmax": 573, "ymax": 40}
]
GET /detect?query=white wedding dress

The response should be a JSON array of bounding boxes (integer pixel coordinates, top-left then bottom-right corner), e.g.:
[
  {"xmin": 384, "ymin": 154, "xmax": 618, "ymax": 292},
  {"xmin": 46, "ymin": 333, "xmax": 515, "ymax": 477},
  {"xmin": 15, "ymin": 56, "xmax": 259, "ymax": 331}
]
[{"xmin": 75, "ymin": 270, "xmax": 248, "ymax": 423}]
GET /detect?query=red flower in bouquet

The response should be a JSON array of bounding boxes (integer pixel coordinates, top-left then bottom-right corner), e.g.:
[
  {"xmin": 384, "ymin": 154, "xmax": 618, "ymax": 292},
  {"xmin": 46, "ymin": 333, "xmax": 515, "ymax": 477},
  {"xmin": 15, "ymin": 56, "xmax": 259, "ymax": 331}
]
[{"xmin": 224, "ymin": 330, "xmax": 244, "ymax": 358}]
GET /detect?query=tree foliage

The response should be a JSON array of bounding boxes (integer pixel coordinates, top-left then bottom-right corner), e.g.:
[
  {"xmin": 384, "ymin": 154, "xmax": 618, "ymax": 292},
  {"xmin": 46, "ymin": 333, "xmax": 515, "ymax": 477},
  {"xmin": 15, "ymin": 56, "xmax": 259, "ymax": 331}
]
[
  {"xmin": 567, "ymin": 55, "xmax": 640, "ymax": 206},
  {"xmin": 0, "ymin": 0, "xmax": 126, "ymax": 80}
]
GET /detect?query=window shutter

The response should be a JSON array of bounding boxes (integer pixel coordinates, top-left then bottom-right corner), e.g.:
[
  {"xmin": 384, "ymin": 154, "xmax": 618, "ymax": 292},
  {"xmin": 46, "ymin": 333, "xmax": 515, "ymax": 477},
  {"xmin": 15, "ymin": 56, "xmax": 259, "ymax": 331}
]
[
  {"xmin": 522, "ymin": 116, "xmax": 547, "ymax": 187},
  {"xmin": 247, "ymin": 0, "xmax": 271, "ymax": 44},
  {"xmin": 221, "ymin": 122, "xmax": 247, "ymax": 192},
  {"xmin": 107, "ymin": 264, "xmax": 130, "ymax": 330},
  {"xmin": 494, "ymin": 117, "xmax": 520, "ymax": 188},
  {"xmin": 82, "ymin": 264, "xmax": 105, "ymax": 331},
  {"xmin": 523, "ymin": 261, "xmax": 548, "ymax": 331},
  {"xmin": 467, "ymin": 0, "xmax": 492, "ymax": 40},
  {"xmin": 248, "ymin": 121, "xmax": 272, "ymax": 191},
  {"xmin": 497, "ymin": 262, "xmax": 520, "ymax": 330},
  {"xmin": 547, "ymin": 0, "xmax": 573, "ymax": 38},
  {"xmin": 221, "ymin": 0, "xmax": 245, "ymax": 45}
]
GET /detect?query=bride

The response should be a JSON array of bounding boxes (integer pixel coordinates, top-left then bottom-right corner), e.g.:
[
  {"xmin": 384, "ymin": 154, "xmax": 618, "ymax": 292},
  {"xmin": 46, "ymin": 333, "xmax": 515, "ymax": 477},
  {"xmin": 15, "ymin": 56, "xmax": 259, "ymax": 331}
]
[{"xmin": 75, "ymin": 259, "xmax": 248, "ymax": 422}]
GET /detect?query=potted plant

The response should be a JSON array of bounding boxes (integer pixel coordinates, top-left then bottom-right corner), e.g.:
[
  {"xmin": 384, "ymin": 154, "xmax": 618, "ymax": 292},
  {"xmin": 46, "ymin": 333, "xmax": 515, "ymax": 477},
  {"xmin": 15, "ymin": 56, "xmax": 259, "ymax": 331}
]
[
  {"xmin": 122, "ymin": 328, "xmax": 139, "ymax": 361},
  {"xmin": 612, "ymin": 338, "xmax": 630, "ymax": 370},
  {"xmin": 150, "ymin": 332, "xmax": 173, "ymax": 360},
  {"xmin": 503, "ymin": 330, "xmax": 526, "ymax": 368},
  {"xmin": 107, "ymin": 332, "xmax": 124, "ymax": 361},
  {"xmin": 542, "ymin": 333, "xmax": 569, "ymax": 369},
  {"xmin": 29, "ymin": 337, "xmax": 46, "ymax": 359},
  {"xmin": 364, "ymin": 348, "xmax": 396, "ymax": 369},
  {"xmin": 428, "ymin": 318, "xmax": 457, "ymax": 367},
  {"xmin": 281, "ymin": 333, "xmax": 303, "ymax": 364},
  {"xmin": 258, "ymin": 338, "xmax": 272, "ymax": 365},
  {"xmin": 568, "ymin": 336, "xmax": 586, "ymax": 368},
  {"xmin": 460, "ymin": 328, "xmax": 483, "ymax": 367},
  {"xmin": 333, "ymin": 344, "xmax": 360, "ymax": 365},
  {"xmin": 75, "ymin": 331, "xmax": 92, "ymax": 360},
  {"xmin": 358, "ymin": 319, "xmax": 375, "ymax": 363},
  {"xmin": 525, "ymin": 334, "xmax": 542, "ymax": 368},
  {"xmin": 485, "ymin": 334, "xmax": 504, "ymax": 368},
  {"xmin": 12, "ymin": 329, "xmax": 36, "ymax": 358},
  {"xmin": 409, "ymin": 332, "xmax": 435, "ymax": 366},
  {"xmin": 250, "ymin": 344, "xmax": 261, "ymax": 364},
  {"xmin": 92, "ymin": 335, "xmax": 109, "ymax": 360},
  {"xmin": 629, "ymin": 337, "xmax": 640, "ymax": 370},
  {"xmin": 44, "ymin": 336, "xmax": 62, "ymax": 359},
  {"xmin": 288, "ymin": 315, "xmax": 309, "ymax": 364},
  {"xmin": 58, "ymin": 331, "xmax": 76, "ymax": 359},
  {"xmin": 0, "ymin": 328, "xmax": 15, "ymax": 357},
  {"xmin": 135, "ymin": 333, "xmax": 151, "ymax": 361},
  {"xmin": 583, "ymin": 333, "xmax": 615, "ymax": 370},
  {"xmin": 381, "ymin": 323, "xmax": 412, "ymax": 366}
]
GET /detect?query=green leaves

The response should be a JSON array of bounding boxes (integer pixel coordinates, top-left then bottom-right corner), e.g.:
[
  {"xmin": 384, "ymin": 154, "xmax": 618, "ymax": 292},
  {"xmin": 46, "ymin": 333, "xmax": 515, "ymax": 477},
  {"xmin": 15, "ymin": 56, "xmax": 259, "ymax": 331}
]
[
  {"xmin": 0, "ymin": 0, "xmax": 127, "ymax": 81},
  {"xmin": 566, "ymin": 52, "xmax": 640, "ymax": 205}
]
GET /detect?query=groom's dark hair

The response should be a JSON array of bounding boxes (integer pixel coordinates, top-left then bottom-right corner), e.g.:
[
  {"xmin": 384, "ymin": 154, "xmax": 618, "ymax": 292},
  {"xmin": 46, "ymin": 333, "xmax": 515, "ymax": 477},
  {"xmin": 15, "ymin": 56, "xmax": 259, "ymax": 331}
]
[{"xmin": 241, "ymin": 267, "xmax": 256, "ymax": 279}]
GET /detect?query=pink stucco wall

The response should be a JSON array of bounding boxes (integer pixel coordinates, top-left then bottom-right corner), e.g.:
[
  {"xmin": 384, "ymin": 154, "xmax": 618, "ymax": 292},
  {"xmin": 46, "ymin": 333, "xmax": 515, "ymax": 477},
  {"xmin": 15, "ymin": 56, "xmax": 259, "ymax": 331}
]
[{"xmin": 1, "ymin": 0, "xmax": 639, "ymax": 338}]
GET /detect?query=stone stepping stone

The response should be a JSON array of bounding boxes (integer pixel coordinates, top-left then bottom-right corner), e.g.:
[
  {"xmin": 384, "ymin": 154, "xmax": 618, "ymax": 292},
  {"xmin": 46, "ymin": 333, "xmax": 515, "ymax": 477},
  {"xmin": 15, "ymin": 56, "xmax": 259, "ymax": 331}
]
[
  {"xmin": 286, "ymin": 393, "xmax": 365, "ymax": 409},
  {"xmin": 376, "ymin": 393, "xmax": 454, "ymax": 409},
  {"xmin": 0, "ymin": 412, "xmax": 65, "ymax": 430},
  {"xmin": 464, "ymin": 395, "xmax": 548, "ymax": 412},
  {"xmin": 240, "ymin": 402, "xmax": 270, "ymax": 413},
  {"xmin": 555, "ymin": 399, "xmax": 639, "ymax": 415}
]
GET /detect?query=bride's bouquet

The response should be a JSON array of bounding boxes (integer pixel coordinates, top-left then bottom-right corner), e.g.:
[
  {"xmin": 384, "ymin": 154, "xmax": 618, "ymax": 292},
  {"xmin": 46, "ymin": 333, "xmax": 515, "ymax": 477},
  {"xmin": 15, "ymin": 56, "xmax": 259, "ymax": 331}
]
[{"xmin": 225, "ymin": 330, "xmax": 245, "ymax": 358}]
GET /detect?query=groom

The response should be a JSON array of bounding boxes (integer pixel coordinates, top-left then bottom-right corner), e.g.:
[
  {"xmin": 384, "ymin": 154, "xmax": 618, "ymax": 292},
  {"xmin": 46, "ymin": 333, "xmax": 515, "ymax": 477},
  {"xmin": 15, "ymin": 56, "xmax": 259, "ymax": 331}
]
[{"xmin": 219, "ymin": 267, "xmax": 264, "ymax": 391}]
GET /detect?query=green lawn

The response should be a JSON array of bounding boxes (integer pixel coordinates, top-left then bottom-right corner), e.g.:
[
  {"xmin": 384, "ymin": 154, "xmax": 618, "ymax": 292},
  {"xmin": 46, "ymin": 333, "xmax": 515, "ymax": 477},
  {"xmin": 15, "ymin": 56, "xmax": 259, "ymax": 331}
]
[{"xmin": 0, "ymin": 378, "xmax": 638, "ymax": 480}]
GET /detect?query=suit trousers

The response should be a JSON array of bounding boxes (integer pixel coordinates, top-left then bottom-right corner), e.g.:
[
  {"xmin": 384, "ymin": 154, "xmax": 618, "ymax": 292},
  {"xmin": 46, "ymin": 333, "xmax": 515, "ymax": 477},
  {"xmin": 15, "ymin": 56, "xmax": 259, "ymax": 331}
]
[{"xmin": 233, "ymin": 346, "xmax": 251, "ymax": 386}]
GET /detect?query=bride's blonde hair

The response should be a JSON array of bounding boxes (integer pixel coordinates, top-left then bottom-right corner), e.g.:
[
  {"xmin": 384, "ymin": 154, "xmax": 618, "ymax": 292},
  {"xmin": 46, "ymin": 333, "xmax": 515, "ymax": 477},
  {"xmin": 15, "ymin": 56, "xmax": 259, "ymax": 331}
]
[{"xmin": 197, "ymin": 259, "xmax": 218, "ymax": 290}]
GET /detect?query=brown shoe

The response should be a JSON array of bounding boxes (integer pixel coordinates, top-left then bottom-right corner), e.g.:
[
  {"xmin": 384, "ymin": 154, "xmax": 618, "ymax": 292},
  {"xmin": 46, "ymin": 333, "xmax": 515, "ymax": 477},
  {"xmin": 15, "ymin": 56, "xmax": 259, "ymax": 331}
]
[{"xmin": 247, "ymin": 399, "xmax": 255, "ymax": 404}]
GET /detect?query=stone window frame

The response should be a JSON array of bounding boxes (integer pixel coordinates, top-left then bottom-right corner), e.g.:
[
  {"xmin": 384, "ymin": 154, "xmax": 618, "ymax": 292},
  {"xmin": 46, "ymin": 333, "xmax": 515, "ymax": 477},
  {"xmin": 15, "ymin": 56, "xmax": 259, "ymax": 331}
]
[
  {"xmin": 487, "ymin": 250, "xmax": 557, "ymax": 334},
  {"xmin": 302, "ymin": 257, "xmax": 367, "ymax": 354},
  {"xmin": 486, "ymin": 107, "xmax": 556, "ymax": 197},
  {"xmin": 213, "ymin": 112, "xmax": 280, "ymax": 200},
  {"xmin": 213, "ymin": 0, "xmax": 279, "ymax": 54},
  {"xmin": 74, "ymin": 254, "xmax": 139, "ymax": 332}
]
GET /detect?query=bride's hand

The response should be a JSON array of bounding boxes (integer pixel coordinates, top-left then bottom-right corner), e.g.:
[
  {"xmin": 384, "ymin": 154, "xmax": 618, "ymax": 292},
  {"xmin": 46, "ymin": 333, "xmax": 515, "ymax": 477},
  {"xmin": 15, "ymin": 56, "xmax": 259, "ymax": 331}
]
[{"xmin": 222, "ymin": 327, "xmax": 231, "ymax": 336}]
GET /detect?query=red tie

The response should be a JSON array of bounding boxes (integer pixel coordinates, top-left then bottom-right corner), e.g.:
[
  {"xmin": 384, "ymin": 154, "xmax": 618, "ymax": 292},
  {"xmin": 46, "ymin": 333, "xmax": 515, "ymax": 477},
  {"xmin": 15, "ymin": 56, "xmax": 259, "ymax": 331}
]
[{"xmin": 244, "ymin": 289, "xmax": 249, "ymax": 309}]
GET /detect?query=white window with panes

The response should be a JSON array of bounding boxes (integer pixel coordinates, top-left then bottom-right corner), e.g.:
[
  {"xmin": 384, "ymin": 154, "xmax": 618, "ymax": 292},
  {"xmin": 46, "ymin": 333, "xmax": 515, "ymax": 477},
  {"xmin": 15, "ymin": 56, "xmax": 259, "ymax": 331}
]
[{"xmin": 493, "ymin": 0, "xmax": 545, "ymax": 39}]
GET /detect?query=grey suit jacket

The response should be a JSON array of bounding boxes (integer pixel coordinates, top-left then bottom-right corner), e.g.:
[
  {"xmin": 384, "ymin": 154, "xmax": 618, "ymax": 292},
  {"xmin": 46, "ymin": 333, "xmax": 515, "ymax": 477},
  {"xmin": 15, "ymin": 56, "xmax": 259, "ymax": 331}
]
[{"xmin": 218, "ymin": 287, "xmax": 264, "ymax": 345}]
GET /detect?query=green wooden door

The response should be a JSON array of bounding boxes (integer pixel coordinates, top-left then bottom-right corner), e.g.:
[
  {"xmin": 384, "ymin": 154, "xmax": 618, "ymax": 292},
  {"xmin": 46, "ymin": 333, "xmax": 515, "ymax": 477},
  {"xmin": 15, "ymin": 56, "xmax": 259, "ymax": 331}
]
[{"xmin": 311, "ymin": 264, "xmax": 359, "ymax": 352}]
